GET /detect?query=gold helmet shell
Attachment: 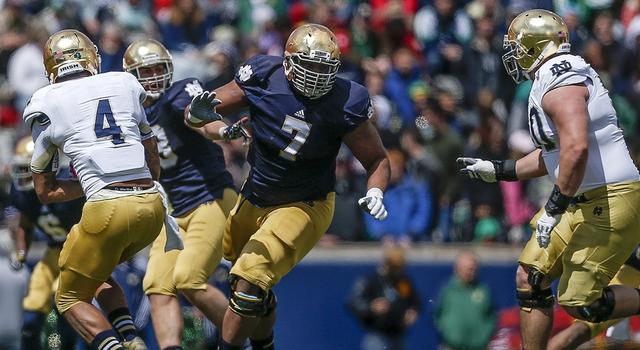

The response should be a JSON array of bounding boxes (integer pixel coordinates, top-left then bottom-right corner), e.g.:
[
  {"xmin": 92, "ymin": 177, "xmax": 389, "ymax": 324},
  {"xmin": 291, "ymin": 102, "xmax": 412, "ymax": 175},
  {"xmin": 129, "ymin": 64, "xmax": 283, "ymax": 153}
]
[
  {"xmin": 502, "ymin": 9, "xmax": 570, "ymax": 83},
  {"xmin": 12, "ymin": 136, "xmax": 35, "ymax": 190},
  {"xmin": 43, "ymin": 29, "xmax": 100, "ymax": 84},
  {"xmin": 283, "ymin": 24, "xmax": 341, "ymax": 99},
  {"xmin": 123, "ymin": 39, "xmax": 173, "ymax": 99}
]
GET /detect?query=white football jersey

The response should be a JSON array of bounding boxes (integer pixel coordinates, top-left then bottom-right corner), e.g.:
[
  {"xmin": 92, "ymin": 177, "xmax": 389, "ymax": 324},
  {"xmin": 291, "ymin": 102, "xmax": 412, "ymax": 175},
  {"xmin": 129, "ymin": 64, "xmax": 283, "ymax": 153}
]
[
  {"xmin": 24, "ymin": 72, "xmax": 154, "ymax": 199},
  {"xmin": 528, "ymin": 54, "xmax": 639, "ymax": 194}
]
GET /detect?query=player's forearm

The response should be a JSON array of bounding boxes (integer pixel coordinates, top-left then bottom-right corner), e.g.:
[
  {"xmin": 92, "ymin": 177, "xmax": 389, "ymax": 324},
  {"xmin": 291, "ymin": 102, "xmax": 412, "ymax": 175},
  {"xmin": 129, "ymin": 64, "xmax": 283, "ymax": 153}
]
[
  {"xmin": 556, "ymin": 144, "xmax": 588, "ymax": 196},
  {"xmin": 142, "ymin": 137, "xmax": 161, "ymax": 181},
  {"xmin": 11, "ymin": 226, "xmax": 30, "ymax": 255},
  {"xmin": 515, "ymin": 148, "xmax": 548, "ymax": 180},
  {"xmin": 199, "ymin": 120, "xmax": 229, "ymax": 141},
  {"xmin": 365, "ymin": 156, "xmax": 390, "ymax": 192},
  {"xmin": 33, "ymin": 173, "xmax": 84, "ymax": 204}
]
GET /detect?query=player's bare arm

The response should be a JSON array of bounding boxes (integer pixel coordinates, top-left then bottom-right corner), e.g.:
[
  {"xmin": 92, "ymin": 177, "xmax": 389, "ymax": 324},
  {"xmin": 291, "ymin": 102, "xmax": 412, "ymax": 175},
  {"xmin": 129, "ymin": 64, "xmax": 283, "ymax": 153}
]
[
  {"xmin": 142, "ymin": 136, "xmax": 161, "ymax": 181},
  {"xmin": 32, "ymin": 171, "xmax": 84, "ymax": 204},
  {"xmin": 344, "ymin": 119, "xmax": 390, "ymax": 221},
  {"xmin": 515, "ymin": 148, "xmax": 547, "ymax": 180},
  {"xmin": 542, "ymin": 84, "xmax": 589, "ymax": 196},
  {"xmin": 344, "ymin": 120, "xmax": 390, "ymax": 191},
  {"xmin": 7, "ymin": 213, "xmax": 32, "ymax": 270}
]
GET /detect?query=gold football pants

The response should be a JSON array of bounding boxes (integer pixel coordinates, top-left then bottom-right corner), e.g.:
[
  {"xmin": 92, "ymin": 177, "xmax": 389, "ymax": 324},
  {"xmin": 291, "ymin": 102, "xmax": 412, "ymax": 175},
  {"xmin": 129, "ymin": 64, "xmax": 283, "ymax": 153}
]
[
  {"xmin": 23, "ymin": 246, "xmax": 60, "ymax": 314},
  {"xmin": 56, "ymin": 192, "xmax": 164, "ymax": 313},
  {"xmin": 223, "ymin": 193, "xmax": 335, "ymax": 291},
  {"xmin": 143, "ymin": 188, "xmax": 237, "ymax": 295},
  {"xmin": 519, "ymin": 181, "xmax": 640, "ymax": 306}
]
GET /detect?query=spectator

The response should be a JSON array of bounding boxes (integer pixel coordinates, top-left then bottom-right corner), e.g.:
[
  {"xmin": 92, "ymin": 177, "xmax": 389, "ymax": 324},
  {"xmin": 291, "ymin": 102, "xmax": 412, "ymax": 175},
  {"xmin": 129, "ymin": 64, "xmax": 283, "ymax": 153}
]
[
  {"xmin": 158, "ymin": 0, "xmax": 209, "ymax": 51},
  {"xmin": 363, "ymin": 148, "xmax": 432, "ymax": 243},
  {"xmin": 463, "ymin": 16, "xmax": 505, "ymax": 105},
  {"xmin": 348, "ymin": 244, "xmax": 421, "ymax": 350},
  {"xmin": 97, "ymin": 22, "xmax": 126, "ymax": 73},
  {"xmin": 6, "ymin": 20, "xmax": 48, "ymax": 112},
  {"xmin": 413, "ymin": 0, "xmax": 473, "ymax": 76},
  {"xmin": 434, "ymin": 250, "xmax": 496, "ymax": 350},
  {"xmin": 384, "ymin": 47, "xmax": 422, "ymax": 126}
]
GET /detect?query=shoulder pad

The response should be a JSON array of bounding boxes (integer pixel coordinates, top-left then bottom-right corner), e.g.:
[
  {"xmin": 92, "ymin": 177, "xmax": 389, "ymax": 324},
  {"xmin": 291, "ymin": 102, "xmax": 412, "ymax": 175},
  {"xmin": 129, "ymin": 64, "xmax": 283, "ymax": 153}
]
[
  {"xmin": 235, "ymin": 55, "xmax": 283, "ymax": 86},
  {"xmin": 536, "ymin": 55, "xmax": 590, "ymax": 93}
]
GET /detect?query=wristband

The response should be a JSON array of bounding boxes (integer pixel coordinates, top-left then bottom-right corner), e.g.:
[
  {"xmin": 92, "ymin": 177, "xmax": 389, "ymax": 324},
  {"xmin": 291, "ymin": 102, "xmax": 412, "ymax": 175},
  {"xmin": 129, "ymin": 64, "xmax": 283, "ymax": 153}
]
[
  {"xmin": 15, "ymin": 250, "xmax": 26, "ymax": 262},
  {"xmin": 366, "ymin": 187, "xmax": 384, "ymax": 198},
  {"xmin": 544, "ymin": 185, "xmax": 573, "ymax": 215},
  {"xmin": 186, "ymin": 112, "xmax": 203, "ymax": 126},
  {"xmin": 492, "ymin": 160, "xmax": 518, "ymax": 181},
  {"xmin": 218, "ymin": 126, "xmax": 229, "ymax": 139}
]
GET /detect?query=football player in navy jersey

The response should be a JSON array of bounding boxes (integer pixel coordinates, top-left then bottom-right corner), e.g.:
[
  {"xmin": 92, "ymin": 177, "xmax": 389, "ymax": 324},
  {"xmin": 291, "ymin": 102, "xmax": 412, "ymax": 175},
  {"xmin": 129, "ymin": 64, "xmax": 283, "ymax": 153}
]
[
  {"xmin": 185, "ymin": 24, "xmax": 390, "ymax": 350},
  {"xmin": 123, "ymin": 39, "xmax": 247, "ymax": 350},
  {"xmin": 7, "ymin": 136, "xmax": 83, "ymax": 350}
]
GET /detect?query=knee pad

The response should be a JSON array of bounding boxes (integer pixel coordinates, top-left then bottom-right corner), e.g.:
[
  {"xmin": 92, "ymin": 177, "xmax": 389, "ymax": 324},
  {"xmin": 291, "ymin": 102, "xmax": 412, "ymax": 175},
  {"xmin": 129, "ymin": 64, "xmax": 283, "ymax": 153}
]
[
  {"xmin": 576, "ymin": 287, "xmax": 615, "ymax": 323},
  {"xmin": 229, "ymin": 274, "xmax": 269, "ymax": 318},
  {"xmin": 517, "ymin": 268, "xmax": 554, "ymax": 309},
  {"xmin": 517, "ymin": 287, "xmax": 554, "ymax": 309}
]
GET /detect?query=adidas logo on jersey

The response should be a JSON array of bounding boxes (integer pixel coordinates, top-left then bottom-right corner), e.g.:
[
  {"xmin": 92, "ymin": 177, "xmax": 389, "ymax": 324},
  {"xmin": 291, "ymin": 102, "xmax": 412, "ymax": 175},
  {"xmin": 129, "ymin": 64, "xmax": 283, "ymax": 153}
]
[{"xmin": 294, "ymin": 109, "xmax": 305, "ymax": 119}]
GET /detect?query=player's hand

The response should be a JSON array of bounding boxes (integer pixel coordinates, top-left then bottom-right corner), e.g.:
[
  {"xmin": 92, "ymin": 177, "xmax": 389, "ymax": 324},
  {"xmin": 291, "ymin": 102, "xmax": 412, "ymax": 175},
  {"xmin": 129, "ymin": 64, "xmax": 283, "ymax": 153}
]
[
  {"xmin": 9, "ymin": 250, "xmax": 25, "ymax": 271},
  {"xmin": 186, "ymin": 91, "xmax": 222, "ymax": 126},
  {"xmin": 358, "ymin": 188, "xmax": 387, "ymax": 221},
  {"xmin": 535, "ymin": 211, "xmax": 560, "ymax": 248},
  {"xmin": 219, "ymin": 117, "xmax": 251, "ymax": 144},
  {"xmin": 371, "ymin": 297, "xmax": 391, "ymax": 315},
  {"xmin": 457, "ymin": 157, "xmax": 496, "ymax": 182}
]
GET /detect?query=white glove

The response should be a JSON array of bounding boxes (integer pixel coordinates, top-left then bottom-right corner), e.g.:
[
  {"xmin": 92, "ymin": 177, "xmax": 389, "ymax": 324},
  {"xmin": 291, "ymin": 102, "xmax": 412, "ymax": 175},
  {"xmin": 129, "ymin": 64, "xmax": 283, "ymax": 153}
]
[
  {"xmin": 457, "ymin": 157, "xmax": 496, "ymax": 183},
  {"xmin": 535, "ymin": 211, "xmax": 561, "ymax": 248},
  {"xmin": 9, "ymin": 250, "xmax": 25, "ymax": 271},
  {"xmin": 358, "ymin": 188, "xmax": 388, "ymax": 221},
  {"xmin": 186, "ymin": 91, "xmax": 223, "ymax": 126}
]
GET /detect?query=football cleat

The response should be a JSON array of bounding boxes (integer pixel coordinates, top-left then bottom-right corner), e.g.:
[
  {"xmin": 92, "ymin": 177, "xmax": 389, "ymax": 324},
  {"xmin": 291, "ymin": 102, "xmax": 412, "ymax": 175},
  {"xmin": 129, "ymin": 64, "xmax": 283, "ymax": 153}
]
[
  {"xmin": 123, "ymin": 39, "xmax": 173, "ymax": 99},
  {"xmin": 503, "ymin": 9, "xmax": 570, "ymax": 83},
  {"xmin": 283, "ymin": 24, "xmax": 340, "ymax": 99},
  {"xmin": 43, "ymin": 29, "xmax": 100, "ymax": 83}
]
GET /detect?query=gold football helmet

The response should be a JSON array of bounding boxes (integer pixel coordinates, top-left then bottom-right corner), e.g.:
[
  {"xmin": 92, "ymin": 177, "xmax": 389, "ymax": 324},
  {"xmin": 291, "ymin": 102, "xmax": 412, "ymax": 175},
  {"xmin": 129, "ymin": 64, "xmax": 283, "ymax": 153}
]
[
  {"xmin": 12, "ymin": 136, "xmax": 35, "ymax": 190},
  {"xmin": 123, "ymin": 39, "xmax": 173, "ymax": 99},
  {"xmin": 43, "ymin": 29, "xmax": 100, "ymax": 83},
  {"xmin": 283, "ymin": 24, "xmax": 340, "ymax": 99},
  {"xmin": 503, "ymin": 9, "xmax": 570, "ymax": 83}
]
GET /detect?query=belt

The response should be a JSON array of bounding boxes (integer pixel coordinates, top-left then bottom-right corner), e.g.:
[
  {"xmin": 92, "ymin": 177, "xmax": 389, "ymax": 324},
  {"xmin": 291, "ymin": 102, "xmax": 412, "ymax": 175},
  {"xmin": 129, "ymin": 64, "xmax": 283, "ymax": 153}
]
[{"xmin": 105, "ymin": 185, "xmax": 153, "ymax": 192}]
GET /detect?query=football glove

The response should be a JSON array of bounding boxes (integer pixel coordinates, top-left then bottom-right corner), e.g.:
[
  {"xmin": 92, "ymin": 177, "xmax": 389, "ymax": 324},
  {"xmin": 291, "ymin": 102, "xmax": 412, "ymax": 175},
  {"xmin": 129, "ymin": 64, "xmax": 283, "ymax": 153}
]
[
  {"xmin": 186, "ymin": 91, "xmax": 223, "ymax": 126},
  {"xmin": 9, "ymin": 250, "xmax": 25, "ymax": 271},
  {"xmin": 219, "ymin": 117, "xmax": 251, "ymax": 144},
  {"xmin": 457, "ymin": 157, "xmax": 497, "ymax": 182},
  {"xmin": 457, "ymin": 158, "xmax": 518, "ymax": 182},
  {"xmin": 535, "ymin": 210, "xmax": 560, "ymax": 248},
  {"xmin": 358, "ymin": 188, "xmax": 388, "ymax": 221}
]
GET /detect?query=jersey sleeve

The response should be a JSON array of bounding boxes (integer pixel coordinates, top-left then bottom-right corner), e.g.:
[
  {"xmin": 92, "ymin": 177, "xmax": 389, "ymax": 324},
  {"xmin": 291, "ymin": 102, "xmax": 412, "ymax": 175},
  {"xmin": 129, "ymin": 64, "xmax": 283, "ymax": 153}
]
[
  {"xmin": 234, "ymin": 55, "xmax": 281, "ymax": 90},
  {"xmin": 539, "ymin": 56, "xmax": 591, "ymax": 96},
  {"xmin": 23, "ymin": 88, "xmax": 53, "ymax": 128},
  {"xmin": 342, "ymin": 83, "xmax": 373, "ymax": 133},
  {"xmin": 30, "ymin": 120, "xmax": 59, "ymax": 173}
]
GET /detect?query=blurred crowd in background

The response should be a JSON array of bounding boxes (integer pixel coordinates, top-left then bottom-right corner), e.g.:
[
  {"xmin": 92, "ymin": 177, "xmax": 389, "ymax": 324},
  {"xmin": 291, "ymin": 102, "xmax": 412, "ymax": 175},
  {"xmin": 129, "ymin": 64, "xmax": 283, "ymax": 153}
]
[{"xmin": 1, "ymin": 0, "xmax": 640, "ymax": 245}]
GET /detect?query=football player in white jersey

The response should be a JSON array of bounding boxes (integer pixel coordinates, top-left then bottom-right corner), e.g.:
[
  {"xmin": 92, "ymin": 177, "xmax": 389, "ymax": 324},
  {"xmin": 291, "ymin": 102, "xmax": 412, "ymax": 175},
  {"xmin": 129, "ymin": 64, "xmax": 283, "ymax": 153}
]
[
  {"xmin": 23, "ymin": 29, "xmax": 165, "ymax": 350},
  {"xmin": 458, "ymin": 9, "xmax": 640, "ymax": 350}
]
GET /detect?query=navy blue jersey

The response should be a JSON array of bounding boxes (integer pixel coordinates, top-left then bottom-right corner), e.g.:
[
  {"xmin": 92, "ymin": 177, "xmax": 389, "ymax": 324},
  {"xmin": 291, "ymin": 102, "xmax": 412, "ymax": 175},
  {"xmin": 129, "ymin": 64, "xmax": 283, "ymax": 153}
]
[
  {"xmin": 235, "ymin": 55, "xmax": 372, "ymax": 206},
  {"xmin": 9, "ymin": 184, "xmax": 83, "ymax": 246},
  {"xmin": 145, "ymin": 78, "xmax": 234, "ymax": 216}
]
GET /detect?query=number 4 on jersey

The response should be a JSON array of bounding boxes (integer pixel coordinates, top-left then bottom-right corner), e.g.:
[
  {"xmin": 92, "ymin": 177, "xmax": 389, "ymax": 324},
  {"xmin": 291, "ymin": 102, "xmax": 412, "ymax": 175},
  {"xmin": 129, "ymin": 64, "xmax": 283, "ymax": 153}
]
[{"xmin": 95, "ymin": 99, "xmax": 124, "ymax": 144}]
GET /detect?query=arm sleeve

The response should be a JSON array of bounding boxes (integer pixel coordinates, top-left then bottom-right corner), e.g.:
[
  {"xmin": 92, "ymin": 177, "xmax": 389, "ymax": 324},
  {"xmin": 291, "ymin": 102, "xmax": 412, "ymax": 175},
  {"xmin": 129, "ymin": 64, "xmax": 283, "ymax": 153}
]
[
  {"xmin": 347, "ymin": 277, "xmax": 373, "ymax": 319},
  {"xmin": 127, "ymin": 74, "xmax": 154, "ymax": 141},
  {"xmin": 30, "ymin": 119, "xmax": 59, "ymax": 173},
  {"xmin": 234, "ymin": 55, "xmax": 280, "ymax": 90},
  {"xmin": 343, "ymin": 87, "xmax": 373, "ymax": 133}
]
